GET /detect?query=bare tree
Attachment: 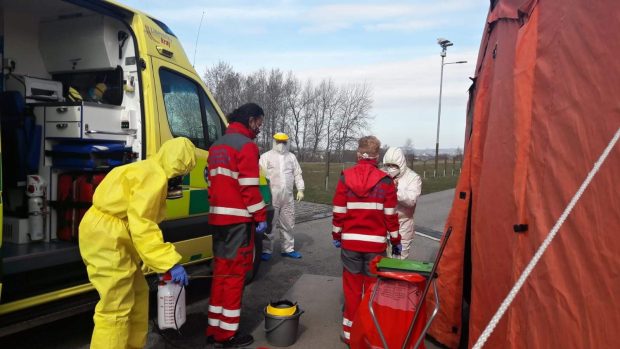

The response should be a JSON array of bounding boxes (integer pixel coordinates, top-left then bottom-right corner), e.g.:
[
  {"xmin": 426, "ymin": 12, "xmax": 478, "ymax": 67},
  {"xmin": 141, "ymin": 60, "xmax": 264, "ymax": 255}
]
[
  {"xmin": 203, "ymin": 61, "xmax": 242, "ymax": 115},
  {"xmin": 244, "ymin": 70, "xmax": 269, "ymax": 148},
  {"xmin": 454, "ymin": 147, "xmax": 463, "ymax": 172},
  {"xmin": 298, "ymin": 81, "xmax": 315, "ymax": 161},
  {"xmin": 283, "ymin": 73, "xmax": 312, "ymax": 160},
  {"xmin": 267, "ymin": 69, "xmax": 286, "ymax": 133},
  {"xmin": 403, "ymin": 138, "xmax": 416, "ymax": 167},
  {"xmin": 335, "ymin": 83, "xmax": 373, "ymax": 160},
  {"xmin": 320, "ymin": 81, "xmax": 346, "ymax": 190},
  {"xmin": 309, "ymin": 79, "xmax": 338, "ymax": 160}
]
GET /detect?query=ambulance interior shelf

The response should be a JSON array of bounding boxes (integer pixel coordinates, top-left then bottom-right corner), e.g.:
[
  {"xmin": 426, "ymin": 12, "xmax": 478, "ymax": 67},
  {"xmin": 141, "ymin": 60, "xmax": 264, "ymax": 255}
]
[
  {"xmin": 45, "ymin": 141, "xmax": 136, "ymax": 170},
  {"xmin": 52, "ymin": 66, "xmax": 124, "ymax": 106}
]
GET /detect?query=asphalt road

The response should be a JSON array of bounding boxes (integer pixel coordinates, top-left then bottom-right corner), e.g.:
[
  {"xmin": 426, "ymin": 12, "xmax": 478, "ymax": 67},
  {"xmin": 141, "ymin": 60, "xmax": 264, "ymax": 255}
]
[{"xmin": 0, "ymin": 189, "xmax": 454, "ymax": 349}]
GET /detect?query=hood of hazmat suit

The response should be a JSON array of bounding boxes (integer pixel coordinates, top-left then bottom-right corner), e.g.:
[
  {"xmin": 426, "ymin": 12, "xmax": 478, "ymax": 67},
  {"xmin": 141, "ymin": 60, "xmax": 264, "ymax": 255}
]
[
  {"xmin": 259, "ymin": 137, "xmax": 304, "ymax": 207},
  {"xmin": 382, "ymin": 147, "xmax": 422, "ymax": 219},
  {"xmin": 382, "ymin": 147, "xmax": 422, "ymax": 258}
]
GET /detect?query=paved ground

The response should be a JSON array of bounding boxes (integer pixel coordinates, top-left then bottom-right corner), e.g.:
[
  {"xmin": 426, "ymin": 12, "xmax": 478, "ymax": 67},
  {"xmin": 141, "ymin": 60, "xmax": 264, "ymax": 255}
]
[
  {"xmin": 413, "ymin": 189, "xmax": 454, "ymax": 233},
  {"xmin": 0, "ymin": 190, "xmax": 455, "ymax": 349},
  {"xmin": 294, "ymin": 201, "xmax": 333, "ymax": 223}
]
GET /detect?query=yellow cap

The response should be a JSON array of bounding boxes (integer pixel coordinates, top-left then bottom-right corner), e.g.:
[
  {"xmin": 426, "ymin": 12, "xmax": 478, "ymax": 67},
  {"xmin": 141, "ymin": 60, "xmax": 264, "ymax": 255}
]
[{"xmin": 273, "ymin": 132, "xmax": 289, "ymax": 141}]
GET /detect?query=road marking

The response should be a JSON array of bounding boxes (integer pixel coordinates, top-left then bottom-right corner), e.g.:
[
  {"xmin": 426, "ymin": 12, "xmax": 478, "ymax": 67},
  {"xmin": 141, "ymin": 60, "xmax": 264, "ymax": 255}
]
[{"xmin": 415, "ymin": 231, "xmax": 441, "ymax": 242}]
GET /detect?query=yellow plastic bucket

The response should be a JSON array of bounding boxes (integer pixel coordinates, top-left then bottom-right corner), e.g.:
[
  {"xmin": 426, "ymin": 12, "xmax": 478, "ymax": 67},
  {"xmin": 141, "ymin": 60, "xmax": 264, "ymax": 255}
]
[
  {"xmin": 266, "ymin": 300, "xmax": 297, "ymax": 317},
  {"xmin": 264, "ymin": 301, "xmax": 304, "ymax": 347}
]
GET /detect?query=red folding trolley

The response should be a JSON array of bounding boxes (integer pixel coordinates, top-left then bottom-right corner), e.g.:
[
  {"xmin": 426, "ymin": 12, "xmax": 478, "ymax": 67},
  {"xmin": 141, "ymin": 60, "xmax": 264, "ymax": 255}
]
[{"xmin": 350, "ymin": 227, "xmax": 452, "ymax": 349}]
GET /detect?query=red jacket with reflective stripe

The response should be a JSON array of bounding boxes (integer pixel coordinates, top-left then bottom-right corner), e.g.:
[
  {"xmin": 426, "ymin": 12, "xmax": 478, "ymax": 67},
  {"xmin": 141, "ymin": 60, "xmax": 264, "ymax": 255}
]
[
  {"xmin": 207, "ymin": 122, "xmax": 267, "ymax": 225},
  {"xmin": 332, "ymin": 159, "xmax": 400, "ymax": 253}
]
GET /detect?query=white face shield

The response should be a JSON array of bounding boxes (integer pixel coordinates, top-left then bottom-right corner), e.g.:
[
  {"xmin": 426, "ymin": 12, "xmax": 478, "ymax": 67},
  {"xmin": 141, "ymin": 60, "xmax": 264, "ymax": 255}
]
[{"xmin": 275, "ymin": 141, "xmax": 289, "ymax": 154}]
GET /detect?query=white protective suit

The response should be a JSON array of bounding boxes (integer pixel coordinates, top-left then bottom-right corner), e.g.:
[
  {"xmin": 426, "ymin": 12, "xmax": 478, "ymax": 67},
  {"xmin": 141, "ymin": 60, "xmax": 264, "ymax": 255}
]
[
  {"xmin": 259, "ymin": 142, "xmax": 305, "ymax": 254},
  {"xmin": 383, "ymin": 147, "xmax": 422, "ymax": 259}
]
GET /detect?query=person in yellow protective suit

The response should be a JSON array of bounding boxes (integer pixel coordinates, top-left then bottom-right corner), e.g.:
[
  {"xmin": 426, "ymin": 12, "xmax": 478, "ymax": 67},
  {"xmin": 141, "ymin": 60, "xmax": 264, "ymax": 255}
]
[
  {"xmin": 259, "ymin": 132, "xmax": 305, "ymax": 260},
  {"xmin": 79, "ymin": 137, "xmax": 196, "ymax": 349}
]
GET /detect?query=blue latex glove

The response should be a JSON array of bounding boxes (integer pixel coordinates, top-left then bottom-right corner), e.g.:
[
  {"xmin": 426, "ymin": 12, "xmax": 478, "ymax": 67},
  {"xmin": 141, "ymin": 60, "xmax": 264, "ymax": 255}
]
[
  {"xmin": 332, "ymin": 240, "xmax": 342, "ymax": 248},
  {"xmin": 169, "ymin": 265, "xmax": 189, "ymax": 286},
  {"xmin": 392, "ymin": 244, "xmax": 402, "ymax": 256},
  {"xmin": 256, "ymin": 221, "xmax": 268, "ymax": 234}
]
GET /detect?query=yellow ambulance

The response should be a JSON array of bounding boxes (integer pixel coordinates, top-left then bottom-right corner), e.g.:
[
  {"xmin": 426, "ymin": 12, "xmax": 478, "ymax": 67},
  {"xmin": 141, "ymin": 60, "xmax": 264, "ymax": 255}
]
[{"xmin": 0, "ymin": 0, "xmax": 270, "ymax": 335}]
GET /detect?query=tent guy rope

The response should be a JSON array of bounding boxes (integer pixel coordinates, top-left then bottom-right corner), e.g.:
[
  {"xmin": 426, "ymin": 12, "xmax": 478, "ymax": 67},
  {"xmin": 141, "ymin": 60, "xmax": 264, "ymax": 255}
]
[{"xmin": 472, "ymin": 127, "xmax": 620, "ymax": 349}]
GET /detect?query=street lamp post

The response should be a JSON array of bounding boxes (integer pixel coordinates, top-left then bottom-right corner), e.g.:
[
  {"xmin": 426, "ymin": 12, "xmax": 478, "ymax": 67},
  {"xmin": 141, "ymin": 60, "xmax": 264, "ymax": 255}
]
[{"xmin": 434, "ymin": 38, "xmax": 466, "ymax": 177}]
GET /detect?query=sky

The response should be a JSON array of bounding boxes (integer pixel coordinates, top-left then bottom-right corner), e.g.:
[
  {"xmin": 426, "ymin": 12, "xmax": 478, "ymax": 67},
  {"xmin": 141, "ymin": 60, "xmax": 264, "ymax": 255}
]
[{"xmin": 123, "ymin": 0, "xmax": 490, "ymax": 149}]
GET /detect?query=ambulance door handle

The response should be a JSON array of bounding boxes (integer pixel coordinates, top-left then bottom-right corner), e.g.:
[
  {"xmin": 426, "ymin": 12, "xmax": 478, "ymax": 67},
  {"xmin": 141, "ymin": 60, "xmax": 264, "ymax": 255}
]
[
  {"xmin": 56, "ymin": 123, "xmax": 68, "ymax": 129},
  {"xmin": 56, "ymin": 107, "xmax": 68, "ymax": 113},
  {"xmin": 156, "ymin": 46, "xmax": 174, "ymax": 58}
]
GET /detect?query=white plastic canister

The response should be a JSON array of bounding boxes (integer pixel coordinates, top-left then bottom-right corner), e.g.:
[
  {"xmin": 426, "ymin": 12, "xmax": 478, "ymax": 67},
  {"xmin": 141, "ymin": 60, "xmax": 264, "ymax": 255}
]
[{"xmin": 157, "ymin": 274, "xmax": 186, "ymax": 330}]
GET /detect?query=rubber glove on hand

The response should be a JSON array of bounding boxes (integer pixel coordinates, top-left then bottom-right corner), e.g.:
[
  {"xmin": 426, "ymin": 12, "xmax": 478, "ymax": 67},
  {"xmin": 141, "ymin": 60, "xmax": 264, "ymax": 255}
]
[
  {"xmin": 256, "ymin": 221, "xmax": 268, "ymax": 234},
  {"xmin": 332, "ymin": 240, "xmax": 342, "ymax": 248},
  {"xmin": 392, "ymin": 244, "xmax": 402, "ymax": 256},
  {"xmin": 296, "ymin": 191, "xmax": 304, "ymax": 202},
  {"xmin": 169, "ymin": 265, "xmax": 189, "ymax": 286}
]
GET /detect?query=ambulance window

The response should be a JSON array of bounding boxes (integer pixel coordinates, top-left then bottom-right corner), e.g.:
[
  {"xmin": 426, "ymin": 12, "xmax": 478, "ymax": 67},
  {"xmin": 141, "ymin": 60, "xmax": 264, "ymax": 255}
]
[
  {"xmin": 201, "ymin": 92, "xmax": 224, "ymax": 144},
  {"xmin": 160, "ymin": 69, "xmax": 207, "ymax": 149},
  {"xmin": 149, "ymin": 17, "xmax": 176, "ymax": 37}
]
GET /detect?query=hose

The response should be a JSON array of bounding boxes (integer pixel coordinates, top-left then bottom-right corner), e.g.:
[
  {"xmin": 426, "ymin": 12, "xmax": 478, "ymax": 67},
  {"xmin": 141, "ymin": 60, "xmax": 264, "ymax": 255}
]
[{"xmin": 189, "ymin": 274, "xmax": 242, "ymax": 279}]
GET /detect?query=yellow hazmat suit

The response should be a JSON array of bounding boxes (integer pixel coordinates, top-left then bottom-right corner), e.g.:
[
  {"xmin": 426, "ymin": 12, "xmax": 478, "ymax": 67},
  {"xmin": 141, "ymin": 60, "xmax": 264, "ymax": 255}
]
[{"xmin": 79, "ymin": 137, "xmax": 196, "ymax": 349}]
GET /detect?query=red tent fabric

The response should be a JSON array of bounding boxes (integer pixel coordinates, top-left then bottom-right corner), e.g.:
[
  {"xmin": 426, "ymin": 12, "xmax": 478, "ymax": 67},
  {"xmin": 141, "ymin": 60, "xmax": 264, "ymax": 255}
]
[{"xmin": 428, "ymin": 0, "xmax": 620, "ymax": 348}]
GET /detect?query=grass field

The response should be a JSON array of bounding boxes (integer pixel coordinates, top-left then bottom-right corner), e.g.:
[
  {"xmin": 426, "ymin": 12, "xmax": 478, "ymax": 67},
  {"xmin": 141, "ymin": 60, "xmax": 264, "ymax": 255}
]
[{"xmin": 300, "ymin": 162, "xmax": 461, "ymax": 204}]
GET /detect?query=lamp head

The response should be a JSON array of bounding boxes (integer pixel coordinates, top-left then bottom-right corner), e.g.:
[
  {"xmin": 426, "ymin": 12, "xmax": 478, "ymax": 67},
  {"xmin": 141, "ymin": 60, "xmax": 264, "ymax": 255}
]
[{"xmin": 437, "ymin": 38, "xmax": 453, "ymax": 48}]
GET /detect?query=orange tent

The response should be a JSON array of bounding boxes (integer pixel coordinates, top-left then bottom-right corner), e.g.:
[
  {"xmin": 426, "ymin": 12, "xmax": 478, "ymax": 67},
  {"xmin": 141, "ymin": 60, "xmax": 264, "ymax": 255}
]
[{"xmin": 427, "ymin": 0, "xmax": 620, "ymax": 348}]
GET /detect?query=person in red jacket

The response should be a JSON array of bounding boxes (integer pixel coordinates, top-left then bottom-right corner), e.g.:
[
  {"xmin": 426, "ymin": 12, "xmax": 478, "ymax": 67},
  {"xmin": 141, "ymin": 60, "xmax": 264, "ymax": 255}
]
[
  {"xmin": 205, "ymin": 103, "xmax": 268, "ymax": 348},
  {"xmin": 331, "ymin": 135, "xmax": 401, "ymax": 345}
]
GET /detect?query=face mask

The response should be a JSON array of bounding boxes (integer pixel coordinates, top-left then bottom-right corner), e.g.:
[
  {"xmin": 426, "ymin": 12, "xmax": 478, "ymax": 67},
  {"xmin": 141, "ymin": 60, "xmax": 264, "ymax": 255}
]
[
  {"xmin": 248, "ymin": 117, "xmax": 262, "ymax": 139},
  {"xmin": 249, "ymin": 126, "xmax": 260, "ymax": 139},
  {"xmin": 358, "ymin": 152, "xmax": 378, "ymax": 160},
  {"xmin": 275, "ymin": 143, "xmax": 287, "ymax": 153},
  {"xmin": 167, "ymin": 175, "xmax": 184, "ymax": 199},
  {"xmin": 386, "ymin": 167, "xmax": 400, "ymax": 178}
]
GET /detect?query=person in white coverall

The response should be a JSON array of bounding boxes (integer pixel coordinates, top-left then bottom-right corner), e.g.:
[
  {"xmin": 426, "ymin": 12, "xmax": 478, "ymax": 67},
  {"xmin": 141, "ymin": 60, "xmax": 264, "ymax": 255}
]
[
  {"xmin": 259, "ymin": 132, "xmax": 305, "ymax": 260},
  {"xmin": 382, "ymin": 147, "xmax": 422, "ymax": 259}
]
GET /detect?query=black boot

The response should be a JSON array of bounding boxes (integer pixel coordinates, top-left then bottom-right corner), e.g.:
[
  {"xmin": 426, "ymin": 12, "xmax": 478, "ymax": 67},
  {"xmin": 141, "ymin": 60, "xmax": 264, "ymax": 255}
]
[{"xmin": 213, "ymin": 334, "xmax": 254, "ymax": 348}]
